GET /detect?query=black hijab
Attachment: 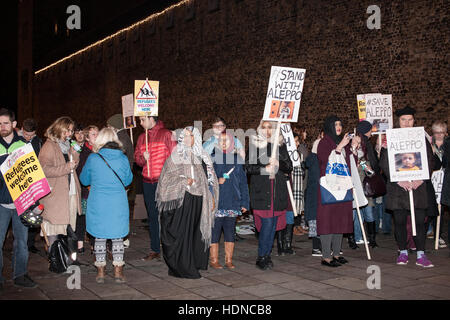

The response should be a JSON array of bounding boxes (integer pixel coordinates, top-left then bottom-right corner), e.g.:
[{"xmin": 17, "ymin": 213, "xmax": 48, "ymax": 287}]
[{"xmin": 323, "ymin": 115, "xmax": 343, "ymax": 145}]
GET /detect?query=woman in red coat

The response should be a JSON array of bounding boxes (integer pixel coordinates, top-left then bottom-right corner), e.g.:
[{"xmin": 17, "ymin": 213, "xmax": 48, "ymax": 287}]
[{"xmin": 316, "ymin": 116, "xmax": 359, "ymax": 267}]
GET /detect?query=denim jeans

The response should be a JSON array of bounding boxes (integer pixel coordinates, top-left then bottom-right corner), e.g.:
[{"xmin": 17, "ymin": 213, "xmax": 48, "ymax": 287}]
[
  {"xmin": 353, "ymin": 205, "xmax": 375, "ymax": 242},
  {"xmin": 142, "ymin": 182, "xmax": 160, "ymax": 253},
  {"xmin": 374, "ymin": 196, "xmax": 392, "ymax": 234},
  {"xmin": 0, "ymin": 205, "xmax": 29, "ymax": 282},
  {"xmin": 258, "ymin": 216, "xmax": 278, "ymax": 256},
  {"xmin": 285, "ymin": 211, "xmax": 294, "ymax": 225},
  {"xmin": 211, "ymin": 217, "xmax": 236, "ymax": 243}
]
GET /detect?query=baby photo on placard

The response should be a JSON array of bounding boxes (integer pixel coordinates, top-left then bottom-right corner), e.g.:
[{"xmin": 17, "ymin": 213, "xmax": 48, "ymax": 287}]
[{"xmin": 385, "ymin": 127, "xmax": 429, "ymax": 182}]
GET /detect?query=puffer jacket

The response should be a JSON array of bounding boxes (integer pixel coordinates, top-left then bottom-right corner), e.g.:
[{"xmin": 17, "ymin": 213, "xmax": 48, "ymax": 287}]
[{"xmin": 134, "ymin": 121, "xmax": 176, "ymax": 183}]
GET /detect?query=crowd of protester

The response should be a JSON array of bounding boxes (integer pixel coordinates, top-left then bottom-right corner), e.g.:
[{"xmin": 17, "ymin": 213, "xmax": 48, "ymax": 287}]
[{"xmin": 0, "ymin": 105, "xmax": 448, "ymax": 289}]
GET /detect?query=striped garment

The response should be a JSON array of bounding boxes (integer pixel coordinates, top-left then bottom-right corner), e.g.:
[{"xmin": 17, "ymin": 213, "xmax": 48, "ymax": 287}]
[{"xmin": 292, "ymin": 166, "xmax": 305, "ymax": 213}]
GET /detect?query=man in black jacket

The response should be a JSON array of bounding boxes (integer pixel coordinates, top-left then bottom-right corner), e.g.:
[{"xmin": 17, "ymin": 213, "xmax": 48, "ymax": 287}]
[{"xmin": 19, "ymin": 118, "xmax": 43, "ymax": 254}]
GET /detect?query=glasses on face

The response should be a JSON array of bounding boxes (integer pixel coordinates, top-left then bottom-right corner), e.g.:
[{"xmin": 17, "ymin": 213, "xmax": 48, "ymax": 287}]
[
  {"xmin": 433, "ymin": 131, "xmax": 446, "ymax": 135},
  {"xmin": 213, "ymin": 124, "xmax": 225, "ymax": 129}
]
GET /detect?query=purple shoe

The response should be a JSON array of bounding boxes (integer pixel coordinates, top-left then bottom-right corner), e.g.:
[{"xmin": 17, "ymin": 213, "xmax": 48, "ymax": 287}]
[
  {"xmin": 396, "ymin": 253, "xmax": 408, "ymax": 265},
  {"xmin": 416, "ymin": 255, "xmax": 434, "ymax": 268}
]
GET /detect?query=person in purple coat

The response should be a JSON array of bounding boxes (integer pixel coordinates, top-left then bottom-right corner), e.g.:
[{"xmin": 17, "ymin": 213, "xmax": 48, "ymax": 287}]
[{"xmin": 316, "ymin": 115, "xmax": 359, "ymax": 267}]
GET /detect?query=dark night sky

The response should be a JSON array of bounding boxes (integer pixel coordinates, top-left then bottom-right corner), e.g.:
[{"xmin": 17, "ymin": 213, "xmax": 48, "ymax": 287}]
[{"xmin": 0, "ymin": 0, "xmax": 182, "ymax": 114}]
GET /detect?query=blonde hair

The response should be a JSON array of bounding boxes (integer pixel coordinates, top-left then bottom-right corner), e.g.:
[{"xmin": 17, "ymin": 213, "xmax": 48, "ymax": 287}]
[
  {"xmin": 92, "ymin": 127, "xmax": 123, "ymax": 153},
  {"xmin": 83, "ymin": 125, "xmax": 99, "ymax": 136},
  {"xmin": 432, "ymin": 120, "xmax": 447, "ymax": 133},
  {"xmin": 45, "ymin": 116, "xmax": 75, "ymax": 142}
]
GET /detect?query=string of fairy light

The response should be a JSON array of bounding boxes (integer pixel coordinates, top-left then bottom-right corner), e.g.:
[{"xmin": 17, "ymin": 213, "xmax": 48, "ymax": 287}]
[{"xmin": 35, "ymin": 0, "xmax": 191, "ymax": 75}]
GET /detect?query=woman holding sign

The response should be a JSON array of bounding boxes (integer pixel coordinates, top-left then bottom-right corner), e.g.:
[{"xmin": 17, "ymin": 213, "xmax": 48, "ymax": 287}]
[
  {"xmin": 379, "ymin": 106, "xmax": 435, "ymax": 267},
  {"xmin": 245, "ymin": 120, "xmax": 293, "ymax": 270},
  {"xmin": 156, "ymin": 126, "xmax": 219, "ymax": 279},
  {"xmin": 316, "ymin": 115, "xmax": 357, "ymax": 267}
]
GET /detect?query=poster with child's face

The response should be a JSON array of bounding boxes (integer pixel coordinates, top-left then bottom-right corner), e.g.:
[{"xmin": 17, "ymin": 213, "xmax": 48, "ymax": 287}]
[
  {"xmin": 357, "ymin": 93, "xmax": 393, "ymax": 133},
  {"xmin": 263, "ymin": 66, "xmax": 306, "ymax": 123},
  {"xmin": 385, "ymin": 127, "xmax": 429, "ymax": 182},
  {"xmin": 124, "ymin": 116, "xmax": 136, "ymax": 129}
]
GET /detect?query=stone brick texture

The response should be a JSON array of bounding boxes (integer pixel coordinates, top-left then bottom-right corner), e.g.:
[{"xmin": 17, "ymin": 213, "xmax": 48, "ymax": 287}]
[{"xmin": 31, "ymin": 0, "xmax": 449, "ymax": 147}]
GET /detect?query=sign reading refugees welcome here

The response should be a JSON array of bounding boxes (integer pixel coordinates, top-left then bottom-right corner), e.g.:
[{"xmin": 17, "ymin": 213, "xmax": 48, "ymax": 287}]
[
  {"xmin": 134, "ymin": 79, "xmax": 159, "ymax": 117},
  {"xmin": 0, "ymin": 144, "xmax": 51, "ymax": 215}
]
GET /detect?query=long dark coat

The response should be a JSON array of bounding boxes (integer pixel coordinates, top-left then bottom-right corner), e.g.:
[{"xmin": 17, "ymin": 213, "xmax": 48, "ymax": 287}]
[
  {"xmin": 304, "ymin": 153, "xmax": 319, "ymax": 222},
  {"xmin": 316, "ymin": 134, "xmax": 354, "ymax": 235}
]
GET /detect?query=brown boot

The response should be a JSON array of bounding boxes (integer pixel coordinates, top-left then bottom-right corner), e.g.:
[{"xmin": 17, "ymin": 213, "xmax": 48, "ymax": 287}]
[
  {"xmin": 224, "ymin": 242, "xmax": 235, "ymax": 269},
  {"xmin": 96, "ymin": 265, "xmax": 105, "ymax": 284},
  {"xmin": 114, "ymin": 265, "xmax": 126, "ymax": 283},
  {"xmin": 209, "ymin": 243, "xmax": 223, "ymax": 269}
]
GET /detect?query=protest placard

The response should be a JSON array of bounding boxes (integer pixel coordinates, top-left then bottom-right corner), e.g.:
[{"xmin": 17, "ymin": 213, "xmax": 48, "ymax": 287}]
[
  {"xmin": 263, "ymin": 66, "xmax": 306, "ymax": 123},
  {"xmin": 121, "ymin": 93, "xmax": 136, "ymax": 129},
  {"xmin": 280, "ymin": 123, "xmax": 301, "ymax": 167},
  {"xmin": 134, "ymin": 79, "xmax": 159, "ymax": 117},
  {"xmin": 0, "ymin": 144, "xmax": 51, "ymax": 215},
  {"xmin": 357, "ymin": 93, "xmax": 393, "ymax": 133},
  {"xmin": 385, "ymin": 127, "xmax": 429, "ymax": 182},
  {"xmin": 431, "ymin": 169, "xmax": 444, "ymax": 204}
]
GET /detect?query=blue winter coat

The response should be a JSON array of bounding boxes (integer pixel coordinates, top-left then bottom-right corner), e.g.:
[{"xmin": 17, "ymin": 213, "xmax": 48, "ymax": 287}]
[
  {"xmin": 212, "ymin": 150, "xmax": 250, "ymax": 212},
  {"xmin": 80, "ymin": 145, "xmax": 133, "ymax": 239}
]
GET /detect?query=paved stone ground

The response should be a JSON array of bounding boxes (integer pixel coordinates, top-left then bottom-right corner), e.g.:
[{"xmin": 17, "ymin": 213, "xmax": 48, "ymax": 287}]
[{"xmin": 1, "ymin": 218, "xmax": 449, "ymax": 300}]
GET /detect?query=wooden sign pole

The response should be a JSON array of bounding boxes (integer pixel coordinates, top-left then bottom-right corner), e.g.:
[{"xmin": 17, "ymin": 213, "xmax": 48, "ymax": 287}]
[
  {"xmin": 269, "ymin": 119, "xmax": 282, "ymax": 180},
  {"xmin": 409, "ymin": 184, "xmax": 417, "ymax": 236},
  {"xmin": 353, "ymin": 188, "xmax": 372, "ymax": 260},
  {"xmin": 435, "ymin": 204, "xmax": 441, "ymax": 250}
]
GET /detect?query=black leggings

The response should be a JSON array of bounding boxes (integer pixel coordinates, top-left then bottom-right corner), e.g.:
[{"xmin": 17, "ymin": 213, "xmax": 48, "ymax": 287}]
[{"xmin": 393, "ymin": 209, "xmax": 426, "ymax": 251}]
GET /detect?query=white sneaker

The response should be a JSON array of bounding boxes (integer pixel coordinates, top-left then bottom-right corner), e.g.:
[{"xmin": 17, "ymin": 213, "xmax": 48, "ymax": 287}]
[
  {"xmin": 356, "ymin": 240, "xmax": 364, "ymax": 244},
  {"xmin": 439, "ymin": 238, "xmax": 447, "ymax": 248}
]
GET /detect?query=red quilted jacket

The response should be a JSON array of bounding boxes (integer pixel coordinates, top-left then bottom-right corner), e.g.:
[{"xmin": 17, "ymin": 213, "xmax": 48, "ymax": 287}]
[{"xmin": 134, "ymin": 121, "xmax": 176, "ymax": 183}]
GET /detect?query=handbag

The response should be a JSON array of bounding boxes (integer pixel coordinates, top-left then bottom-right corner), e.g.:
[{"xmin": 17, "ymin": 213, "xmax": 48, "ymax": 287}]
[
  {"xmin": 97, "ymin": 153, "xmax": 129, "ymax": 191},
  {"xmin": 320, "ymin": 150, "xmax": 353, "ymax": 205},
  {"xmin": 47, "ymin": 225, "xmax": 78, "ymax": 273},
  {"xmin": 362, "ymin": 173, "xmax": 386, "ymax": 198}
]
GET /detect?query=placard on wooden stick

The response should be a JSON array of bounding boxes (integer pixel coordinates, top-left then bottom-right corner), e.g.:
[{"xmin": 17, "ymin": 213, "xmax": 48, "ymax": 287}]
[
  {"xmin": 357, "ymin": 93, "xmax": 393, "ymax": 133},
  {"xmin": 263, "ymin": 66, "xmax": 306, "ymax": 123}
]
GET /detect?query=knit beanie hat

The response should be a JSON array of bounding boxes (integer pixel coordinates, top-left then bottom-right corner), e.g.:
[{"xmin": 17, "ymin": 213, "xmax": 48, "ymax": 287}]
[
  {"xmin": 107, "ymin": 114, "xmax": 124, "ymax": 130},
  {"xmin": 356, "ymin": 120, "xmax": 373, "ymax": 135}
]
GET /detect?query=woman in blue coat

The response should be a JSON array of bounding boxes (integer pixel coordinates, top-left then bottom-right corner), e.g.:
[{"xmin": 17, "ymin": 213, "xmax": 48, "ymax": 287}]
[
  {"xmin": 210, "ymin": 132, "xmax": 250, "ymax": 269},
  {"xmin": 80, "ymin": 127, "xmax": 133, "ymax": 284}
]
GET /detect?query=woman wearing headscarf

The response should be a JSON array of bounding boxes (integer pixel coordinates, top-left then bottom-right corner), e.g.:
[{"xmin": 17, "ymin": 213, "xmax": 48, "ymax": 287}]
[
  {"xmin": 246, "ymin": 120, "xmax": 293, "ymax": 270},
  {"xmin": 209, "ymin": 131, "xmax": 249, "ymax": 269},
  {"xmin": 316, "ymin": 115, "xmax": 358, "ymax": 267},
  {"xmin": 156, "ymin": 126, "xmax": 219, "ymax": 279}
]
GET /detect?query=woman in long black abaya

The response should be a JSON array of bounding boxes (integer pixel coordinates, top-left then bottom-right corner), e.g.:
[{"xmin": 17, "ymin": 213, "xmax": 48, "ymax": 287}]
[{"xmin": 156, "ymin": 127, "xmax": 219, "ymax": 279}]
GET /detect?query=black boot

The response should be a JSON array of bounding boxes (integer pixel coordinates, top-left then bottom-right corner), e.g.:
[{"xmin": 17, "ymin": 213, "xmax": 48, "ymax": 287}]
[
  {"xmin": 347, "ymin": 233, "xmax": 359, "ymax": 250},
  {"xmin": 266, "ymin": 254, "xmax": 273, "ymax": 269},
  {"xmin": 367, "ymin": 222, "xmax": 378, "ymax": 248},
  {"xmin": 284, "ymin": 224, "xmax": 296, "ymax": 255},
  {"xmin": 275, "ymin": 230, "xmax": 285, "ymax": 256},
  {"xmin": 256, "ymin": 256, "xmax": 269, "ymax": 270}
]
